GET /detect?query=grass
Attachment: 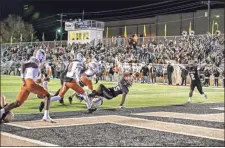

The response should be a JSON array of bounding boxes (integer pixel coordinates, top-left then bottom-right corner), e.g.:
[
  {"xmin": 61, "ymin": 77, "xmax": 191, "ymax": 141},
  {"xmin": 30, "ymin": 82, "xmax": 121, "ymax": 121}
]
[{"xmin": 1, "ymin": 75, "xmax": 224, "ymax": 114}]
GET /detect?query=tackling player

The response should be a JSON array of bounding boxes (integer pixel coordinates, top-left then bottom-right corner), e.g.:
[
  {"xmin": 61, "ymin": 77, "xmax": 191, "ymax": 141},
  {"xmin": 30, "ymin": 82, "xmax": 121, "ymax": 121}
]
[
  {"xmin": 39, "ymin": 53, "xmax": 96, "ymax": 113},
  {"xmin": 89, "ymin": 72, "xmax": 134, "ymax": 108},
  {"xmin": 0, "ymin": 50, "xmax": 55, "ymax": 122},
  {"xmin": 68, "ymin": 55, "xmax": 101, "ymax": 104}
]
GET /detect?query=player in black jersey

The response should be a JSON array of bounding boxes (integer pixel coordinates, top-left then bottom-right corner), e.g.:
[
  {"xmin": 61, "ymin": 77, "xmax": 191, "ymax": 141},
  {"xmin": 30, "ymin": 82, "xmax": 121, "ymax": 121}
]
[
  {"xmin": 186, "ymin": 62, "xmax": 207, "ymax": 103},
  {"xmin": 89, "ymin": 72, "xmax": 134, "ymax": 108}
]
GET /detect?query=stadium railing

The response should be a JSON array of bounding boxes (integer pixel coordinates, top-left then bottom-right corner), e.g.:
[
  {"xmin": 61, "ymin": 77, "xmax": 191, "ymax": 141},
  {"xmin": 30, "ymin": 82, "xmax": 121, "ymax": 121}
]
[{"xmin": 1, "ymin": 33, "xmax": 224, "ymax": 49}]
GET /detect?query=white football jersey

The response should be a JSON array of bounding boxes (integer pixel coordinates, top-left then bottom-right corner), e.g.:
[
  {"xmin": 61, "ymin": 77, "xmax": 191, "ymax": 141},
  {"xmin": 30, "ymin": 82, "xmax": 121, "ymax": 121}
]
[
  {"xmin": 66, "ymin": 61, "xmax": 84, "ymax": 81},
  {"xmin": 24, "ymin": 67, "xmax": 39, "ymax": 80},
  {"xmin": 23, "ymin": 57, "xmax": 40, "ymax": 80},
  {"xmin": 84, "ymin": 61, "xmax": 100, "ymax": 77}
]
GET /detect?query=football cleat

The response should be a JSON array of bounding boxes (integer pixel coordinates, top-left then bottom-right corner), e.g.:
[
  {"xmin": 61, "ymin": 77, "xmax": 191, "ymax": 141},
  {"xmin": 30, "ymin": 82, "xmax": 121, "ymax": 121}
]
[
  {"xmin": 39, "ymin": 101, "xmax": 44, "ymax": 112},
  {"xmin": 42, "ymin": 116, "xmax": 56, "ymax": 123},
  {"xmin": 0, "ymin": 111, "xmax": 10, "ymax": 123},
  {"xmin": 68, "ymin": 97, "xmax": 73, "ymax": 104},
  {"xmin": 120, "ymin": 106, "xmax": 125, "ymax": 108},
  {"xmin": 88, "ymin": 108, "xmax": 97, "ymax": 113},
  {"xmin": 59, "ymin": 98, "xmax": 65, "ymax": 105}
]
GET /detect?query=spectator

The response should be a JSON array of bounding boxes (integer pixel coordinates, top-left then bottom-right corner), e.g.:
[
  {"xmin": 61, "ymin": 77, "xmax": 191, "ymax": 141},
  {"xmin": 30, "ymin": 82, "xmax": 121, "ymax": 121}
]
[
  {"xmin": 167, "ymin": 63, "xmax": 174, "ymax": 85},
  {"xmin": 204, "ymin": 69, "xmax": 211, "ymax": 87},
  {"xmin": 140, "ymin": 63, "xmax": 149, "ymax": 83},
  {"xmin": 213, "ymin": 69, "xmax": 220, "ymax": 87},
  {"xmin": 181, "ymin": 67, "xmax": 188, "ymax": 86},
  {"xmin": 108, "ymin": 64, "xmax": 114, "ymax": 82},
  {"xmin": 150, "ymin": 63, "xmax": 157, "ymax": 84}
]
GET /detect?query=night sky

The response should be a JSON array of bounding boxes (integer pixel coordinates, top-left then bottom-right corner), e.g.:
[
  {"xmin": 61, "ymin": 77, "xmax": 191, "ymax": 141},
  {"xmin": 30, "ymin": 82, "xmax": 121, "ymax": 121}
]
[{"xmin": 0, "ymin": 0, "xmax": 224, "ymax": 41}]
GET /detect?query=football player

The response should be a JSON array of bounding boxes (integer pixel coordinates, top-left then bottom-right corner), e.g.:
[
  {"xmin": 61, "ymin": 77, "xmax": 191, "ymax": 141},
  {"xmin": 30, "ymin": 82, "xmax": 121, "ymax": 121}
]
[
  {"xmin": 184, "ymin": 61, "xmax": 208, "ymax": 103},
  {"xmin": 89, "ymin": 72, "xmax": 134, "ymax": 108},
  {"xmin": 39, "ymin": 53, "xmax": 96, "ymax": 113},
  {"xmin": 1, "ymin": 50, "xmax": 55, "ymax": 122},
  {"xmin": 68, "ymin": 55, "xmax": 101, "ymax": 104}
]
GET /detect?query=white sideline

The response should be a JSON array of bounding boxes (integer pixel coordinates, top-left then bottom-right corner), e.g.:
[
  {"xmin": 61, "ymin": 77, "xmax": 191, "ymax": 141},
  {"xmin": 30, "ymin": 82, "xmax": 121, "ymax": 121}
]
[
  {"xmin": 1, "ymin": 132, "xmax": 58, "ymax": 146},
  {"xmin": 211, "ymin": 107, "xmax": 224, "ymax": 111}
]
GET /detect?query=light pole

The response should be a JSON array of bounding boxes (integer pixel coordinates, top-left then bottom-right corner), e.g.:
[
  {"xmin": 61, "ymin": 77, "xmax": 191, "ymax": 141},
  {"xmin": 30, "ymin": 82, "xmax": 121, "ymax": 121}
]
[
  {"xmin": 212, "ymin": 15, "xmax": 220, "ymax": 34},
  {"xmin": 55, "ymin": 29, "xmax": 61, "ymax": 41}
]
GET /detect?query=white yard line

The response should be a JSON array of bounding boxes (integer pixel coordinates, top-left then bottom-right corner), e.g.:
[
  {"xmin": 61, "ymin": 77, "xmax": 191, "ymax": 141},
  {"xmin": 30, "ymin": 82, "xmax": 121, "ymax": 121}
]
[{"xmin": 1, "ymin": 132, "xmax": 58, "ymax": 146}]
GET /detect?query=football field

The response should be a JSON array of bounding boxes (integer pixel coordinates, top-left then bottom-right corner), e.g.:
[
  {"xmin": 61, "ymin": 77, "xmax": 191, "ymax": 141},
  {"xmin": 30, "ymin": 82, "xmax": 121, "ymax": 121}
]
[
  {"xmin": 1, "ymin": 75, "xmax": 224, "ymax": 113},
  {"xmin": 1, "ymin": 75, "xmax": 224, "ymax": 146}
]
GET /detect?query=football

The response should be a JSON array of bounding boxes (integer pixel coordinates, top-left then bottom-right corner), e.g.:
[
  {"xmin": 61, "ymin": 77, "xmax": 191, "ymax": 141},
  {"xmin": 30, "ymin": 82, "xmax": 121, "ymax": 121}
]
[
  {"xmin": 3, "ymin": 111, "xmax": 14, "ymax": 122},
  {"xmin": 92, "ymin": 97, "xmax": 103, "ymax": 107}
]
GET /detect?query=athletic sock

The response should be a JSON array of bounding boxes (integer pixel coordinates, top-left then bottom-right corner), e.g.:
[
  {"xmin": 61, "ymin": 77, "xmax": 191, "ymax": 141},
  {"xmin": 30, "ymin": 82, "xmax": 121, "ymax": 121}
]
[
  {"xmin": 81, "ymin": 93, "xmax": 92, "ymax": 109},
  {"xmin": 50, "ymin": 96, "xmax": 61, "ymax": 102},
  {"xmin": 188, "ymin": 97, "xmax": 191, "ymax": 102},
  {"xmin": 0, "ymin": 108, "xmax": 5, "ymax": 117},
  {"xmin": 43, "ymin": 110, "xmax": 49, "ymax": 118}
]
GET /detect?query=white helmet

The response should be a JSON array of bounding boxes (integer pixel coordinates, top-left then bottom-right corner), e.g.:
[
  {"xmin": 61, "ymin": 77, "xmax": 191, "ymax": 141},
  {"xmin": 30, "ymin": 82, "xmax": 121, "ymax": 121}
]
[
  {"xmin": 36, "ymin": 49, "xmax": 45, "ymax": 63},
  {"xmin": 76, "ymin": 53, "xmax": 84, "ymax": 62}
]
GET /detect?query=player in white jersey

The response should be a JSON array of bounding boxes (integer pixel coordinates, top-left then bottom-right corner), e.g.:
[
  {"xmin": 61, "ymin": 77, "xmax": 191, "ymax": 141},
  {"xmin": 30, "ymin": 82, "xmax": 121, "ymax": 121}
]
[
  {"xmin": 68, "ymin": 55, "xmax": 101, "ymax": 104},
  {"xmin": 0, "ymin": 53, "xmax": 55, "ymax": 123},
  {"xmin": 39, "ymin": 53, "xmax": 96, "ymax": 113}
]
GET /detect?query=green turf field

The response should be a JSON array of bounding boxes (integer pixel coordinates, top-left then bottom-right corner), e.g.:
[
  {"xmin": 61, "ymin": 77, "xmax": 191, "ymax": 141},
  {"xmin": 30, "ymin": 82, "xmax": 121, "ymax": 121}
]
[{"xmin": 1, "ymin": 75, "xmax": 224, "ymax": 114}]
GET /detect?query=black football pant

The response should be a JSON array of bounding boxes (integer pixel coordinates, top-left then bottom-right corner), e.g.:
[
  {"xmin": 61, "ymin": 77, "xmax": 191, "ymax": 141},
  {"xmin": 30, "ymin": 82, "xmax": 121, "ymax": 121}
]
[
  {"xmin": 168, "ymin": 73, "xmax": 172, "ymax": 85},
  {"xmin": 98, "ymin": 84, "xmax": 114, "ymax": 100},
  {"xmin": 190, "ymin": 81, "xmax": 203, "ymax": 94},
  {"xmin": 214, "ymin": 79, "xmax": 218, "ymax": 87},
  {"xmin": 181, "ymin": 77, "xmax": 186, "ymax": 86}
]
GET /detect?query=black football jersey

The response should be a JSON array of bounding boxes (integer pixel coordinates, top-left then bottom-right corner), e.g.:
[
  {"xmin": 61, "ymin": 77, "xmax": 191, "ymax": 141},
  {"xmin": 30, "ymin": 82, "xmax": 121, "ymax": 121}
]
[
  {"xmin": 111, "ymin": 79, "xmax": 130, "ymax": 97},
  {"xmin": 189, "ymin": 66, "xmax": 200, "ymax": 81}
]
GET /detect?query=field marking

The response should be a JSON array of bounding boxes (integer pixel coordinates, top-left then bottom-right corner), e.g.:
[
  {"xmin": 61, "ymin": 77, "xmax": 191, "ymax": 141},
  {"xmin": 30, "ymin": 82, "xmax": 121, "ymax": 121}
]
[
  {"xmin": 133, "ymin": 112, "xmax": 224, "ymax": 122},
  {"xmin": 110, "ymin": 115, "xmax": 224, "ymax": 141},
  {"xmin": 1, "ymin": 132, "xmax": 58, "ymax": 146},
  {"xmin": 5, "ymin": 115, "xmax": 224, "ymax": 141},
  {"xmin": 211, "ymin": 107, "xmax": 224, "ymax": 111}
]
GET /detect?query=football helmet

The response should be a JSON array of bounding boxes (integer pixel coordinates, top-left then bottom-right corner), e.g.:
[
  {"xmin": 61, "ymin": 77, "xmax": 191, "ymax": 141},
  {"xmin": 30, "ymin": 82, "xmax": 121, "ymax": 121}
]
[
  {"xmin": 35, "ymin": 49, "xmax": 45, "ymax": 63},
  {"xmin": 76, "ymin": 53, "xmax": 84, "ymax": 62}
]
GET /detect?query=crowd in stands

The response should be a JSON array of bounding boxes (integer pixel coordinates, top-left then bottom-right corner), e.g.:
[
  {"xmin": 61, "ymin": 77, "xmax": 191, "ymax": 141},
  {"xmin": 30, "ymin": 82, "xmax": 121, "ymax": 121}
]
[{"xmin": 1, "ymin": 32, "xmax": 225, "ymax": 87}]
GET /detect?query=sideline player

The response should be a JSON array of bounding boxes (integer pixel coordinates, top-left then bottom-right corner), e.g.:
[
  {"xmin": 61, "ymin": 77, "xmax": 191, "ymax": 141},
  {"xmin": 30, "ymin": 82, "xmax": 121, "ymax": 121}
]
[
  {"xmin": 89, "ymin": 72, "xmax": 134, "ymax": 108},
  {"xmin": 181, "ymin": 61, "xmax": 208, "ymax": 103},
  {"xmin": 68, "ymin": 55, "xmax": 101, "ymax": 104},
  {"xmin": 0, "ymin": 52, "xmax": 55, "ymax": 122},
  {"xmin": 39, "ymin": 53, "xmax": 96, "ymax": 113}
]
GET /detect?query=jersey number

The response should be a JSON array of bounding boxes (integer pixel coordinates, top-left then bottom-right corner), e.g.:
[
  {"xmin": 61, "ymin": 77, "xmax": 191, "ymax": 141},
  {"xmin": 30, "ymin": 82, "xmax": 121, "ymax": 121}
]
[
  {"xmin": 190, "ymin": 73, "xmax": 195, "ymax": 80},
  {"xmin": 114, "ymin": 85, "xmax": 120, "ymax": 91}
]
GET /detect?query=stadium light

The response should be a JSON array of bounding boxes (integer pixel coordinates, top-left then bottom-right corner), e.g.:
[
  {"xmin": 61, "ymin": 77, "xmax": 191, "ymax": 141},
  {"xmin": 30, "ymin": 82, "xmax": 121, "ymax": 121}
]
[
  {"xmin": 215, "ymin": 15, "xmax": 220, "ymax": 18},
  {"xmin": 214, "ymin": 22, "xmax": 219, "ymax": 30},
  {"xmin": 57, "ymin": 29, "xmax": 61, "ymax": 33}
]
